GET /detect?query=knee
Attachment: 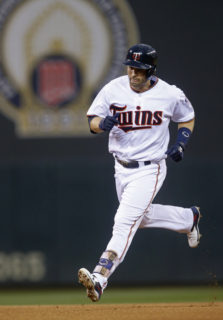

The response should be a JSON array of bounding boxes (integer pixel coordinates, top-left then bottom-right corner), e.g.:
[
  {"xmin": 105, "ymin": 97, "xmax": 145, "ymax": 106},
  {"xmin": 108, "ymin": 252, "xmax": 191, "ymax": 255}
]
[
  {"xmin": 113, "ymin": 216, "xmax": 127, "ymax": 231},
  {"xmin": 112, "ymin": 216, "xmax": 132, "ymax": 236}
]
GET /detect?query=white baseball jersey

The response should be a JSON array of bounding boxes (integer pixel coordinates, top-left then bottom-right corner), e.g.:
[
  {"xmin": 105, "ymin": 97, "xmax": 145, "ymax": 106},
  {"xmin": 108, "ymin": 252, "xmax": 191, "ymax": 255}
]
[{"xmin": 87, "ymin": 75, "xmax": 194, "ymax": 162}]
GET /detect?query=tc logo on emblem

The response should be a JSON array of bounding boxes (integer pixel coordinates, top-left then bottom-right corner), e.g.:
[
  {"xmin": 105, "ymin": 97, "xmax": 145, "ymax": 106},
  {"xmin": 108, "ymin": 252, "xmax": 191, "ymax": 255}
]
[{"xmin": 132, "ymin": 52, "xmax": 141, "ymax": 61}]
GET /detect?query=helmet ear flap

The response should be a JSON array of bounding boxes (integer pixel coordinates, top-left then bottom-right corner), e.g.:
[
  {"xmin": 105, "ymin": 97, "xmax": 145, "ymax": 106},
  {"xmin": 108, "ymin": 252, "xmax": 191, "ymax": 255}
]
[{"xmin": 146, "ymin": 66, "xmax": 156, "ymax": 78}]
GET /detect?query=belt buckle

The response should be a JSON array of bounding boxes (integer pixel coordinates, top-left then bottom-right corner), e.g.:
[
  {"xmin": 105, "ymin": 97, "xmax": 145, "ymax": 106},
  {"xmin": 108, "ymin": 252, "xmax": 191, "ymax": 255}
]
[{"xmin": 119, "ymin": 159, "xmax": 129, "ymax": 167}]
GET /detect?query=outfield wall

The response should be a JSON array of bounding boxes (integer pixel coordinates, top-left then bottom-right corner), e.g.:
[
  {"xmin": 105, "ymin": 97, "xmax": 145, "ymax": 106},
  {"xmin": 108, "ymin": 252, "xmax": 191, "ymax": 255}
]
[{"xmin": 0, "ymin": 155, "xmax": 222, "ymax": 285}]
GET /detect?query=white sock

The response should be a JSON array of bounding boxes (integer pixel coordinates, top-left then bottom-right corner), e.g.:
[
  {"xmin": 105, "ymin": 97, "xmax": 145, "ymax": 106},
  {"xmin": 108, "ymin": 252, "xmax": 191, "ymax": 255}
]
[{"xmin": 93, "ymin": 272, "xmax": 108, "ymax": 289}]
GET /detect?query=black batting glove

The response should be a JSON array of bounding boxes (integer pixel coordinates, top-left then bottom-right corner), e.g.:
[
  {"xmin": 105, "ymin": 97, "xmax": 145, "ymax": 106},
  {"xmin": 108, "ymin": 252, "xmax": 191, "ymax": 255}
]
[
  {"xmin": 99, "ymin": 113, "xmax": 119, "ymax": 131},
  {"xmin": 166, "ymin": 142, "xmax": 184, "ymax": 162}
]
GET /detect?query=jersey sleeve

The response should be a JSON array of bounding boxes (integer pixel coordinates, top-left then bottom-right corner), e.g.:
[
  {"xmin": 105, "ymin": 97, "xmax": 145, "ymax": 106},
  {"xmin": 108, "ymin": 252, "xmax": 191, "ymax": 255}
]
[
  {"xmin": 171, "ymin": 88, "xmax": 195, "ymax": 123},
  {"xmin": 87, "ymin": 84, "xmax": 110, "ymax": 118}
]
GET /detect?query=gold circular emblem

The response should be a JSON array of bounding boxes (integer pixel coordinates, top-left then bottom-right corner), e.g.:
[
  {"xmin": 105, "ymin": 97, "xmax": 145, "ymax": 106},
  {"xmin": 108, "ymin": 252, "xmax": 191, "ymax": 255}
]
[{"xmin": 0, "ymin": 0, "xmax": 139, "ymax": 137}]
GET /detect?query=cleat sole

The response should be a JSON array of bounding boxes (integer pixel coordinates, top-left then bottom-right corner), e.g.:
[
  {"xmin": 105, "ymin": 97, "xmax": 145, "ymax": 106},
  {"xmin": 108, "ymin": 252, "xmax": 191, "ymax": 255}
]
[
  {"xmin": 78, "ymin": 268, "xmax": 99, "ymax": 302},
  {"xmin": 188, "ymin": 206, "xmax": 202, "ymax": 248},
  {"xmin": 78, "ymin": 269, "xmax": 94, "ymax": 290}
]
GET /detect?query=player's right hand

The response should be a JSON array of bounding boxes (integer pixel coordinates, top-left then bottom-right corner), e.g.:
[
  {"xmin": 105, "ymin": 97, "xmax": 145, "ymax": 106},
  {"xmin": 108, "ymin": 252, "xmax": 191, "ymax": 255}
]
[
  {"xmin": 165, "ymin": 142, "xmax": 184, "ymax": 162},
  {"xmin": 99, "ymin": 113, "xmax": 119, "ymax": 131}
]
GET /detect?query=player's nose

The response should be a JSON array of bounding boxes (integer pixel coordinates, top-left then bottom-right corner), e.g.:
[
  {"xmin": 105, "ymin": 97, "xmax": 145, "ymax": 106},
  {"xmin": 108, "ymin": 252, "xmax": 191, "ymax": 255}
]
[{"xmin": 131, "ymin": 69, "xmax": 137, "ymax": 76}]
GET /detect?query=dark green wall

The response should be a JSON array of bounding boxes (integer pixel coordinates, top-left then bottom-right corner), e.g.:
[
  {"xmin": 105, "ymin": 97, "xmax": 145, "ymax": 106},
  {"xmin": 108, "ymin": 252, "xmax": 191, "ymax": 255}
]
[{"xmin": 0, "ymin": 155, "xmax": 222, "ymax": 285}]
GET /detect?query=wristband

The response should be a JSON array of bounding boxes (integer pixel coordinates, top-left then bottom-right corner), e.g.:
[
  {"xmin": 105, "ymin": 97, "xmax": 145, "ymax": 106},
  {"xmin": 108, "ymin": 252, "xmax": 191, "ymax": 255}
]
[
  {"xmin": 176, "ymin": 127, "xmax": 192, "ymax": 149},
  {"xmin": 99, "ymin": 118, "xmax": 107, "ymax": 131}
]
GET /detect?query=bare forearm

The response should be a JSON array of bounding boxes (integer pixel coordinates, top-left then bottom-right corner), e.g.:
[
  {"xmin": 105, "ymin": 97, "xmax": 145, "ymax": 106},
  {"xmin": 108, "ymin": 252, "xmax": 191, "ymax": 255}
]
[
  {"xmin": 178, "ymin": 118, "xmax": 195, "ymax": 132},
  {"xmin": 90, "ymin": 116, "xmax": 104, "ymax": 133},
  {"xmin": 166, "ymin": 118, "xmax": 195, "ymax": 162}
]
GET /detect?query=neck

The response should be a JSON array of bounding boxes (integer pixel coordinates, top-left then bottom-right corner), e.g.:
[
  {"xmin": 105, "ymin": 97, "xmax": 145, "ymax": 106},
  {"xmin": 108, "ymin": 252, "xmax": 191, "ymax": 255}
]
[{"xmin": 130, "ymin": 80, "xmax": 151, "ymax": 93}]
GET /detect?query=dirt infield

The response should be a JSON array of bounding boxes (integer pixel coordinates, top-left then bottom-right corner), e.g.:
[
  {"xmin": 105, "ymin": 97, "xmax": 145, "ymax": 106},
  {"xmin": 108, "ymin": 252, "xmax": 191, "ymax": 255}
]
[{"xmin": 0, "ymin": 303, "xmax": 223, "ymax": 320}]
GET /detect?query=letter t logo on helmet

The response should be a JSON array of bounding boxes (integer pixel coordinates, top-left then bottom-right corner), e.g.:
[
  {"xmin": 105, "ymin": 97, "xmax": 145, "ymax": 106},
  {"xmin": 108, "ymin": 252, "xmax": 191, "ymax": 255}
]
[
  {"xmin": 132, "ymin": 52, "xmax": 141, "ymax": 61},
  {"xmin": 123, "ymin": 43, "xmax": 158, "ymax": 78}
]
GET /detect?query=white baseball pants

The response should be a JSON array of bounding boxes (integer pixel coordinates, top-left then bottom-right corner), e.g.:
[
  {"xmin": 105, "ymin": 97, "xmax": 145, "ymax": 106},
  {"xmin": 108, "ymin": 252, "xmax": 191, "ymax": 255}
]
[{"xmin": 104, "ymin": 159, "xmax": 193, "ymax": 274}]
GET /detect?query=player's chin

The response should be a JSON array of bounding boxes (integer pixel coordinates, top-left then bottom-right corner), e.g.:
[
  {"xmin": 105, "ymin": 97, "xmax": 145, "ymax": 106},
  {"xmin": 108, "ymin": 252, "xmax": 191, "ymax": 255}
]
[{"xmin": 130, "ymin": 82, "xmax": 142, "ymax": 90}]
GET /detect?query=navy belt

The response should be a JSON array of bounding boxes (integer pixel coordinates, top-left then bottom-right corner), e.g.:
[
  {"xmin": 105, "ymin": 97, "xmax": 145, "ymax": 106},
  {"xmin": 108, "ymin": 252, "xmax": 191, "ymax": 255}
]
[{"xmin": 116, "ymin": 158, "xmax": 151, "ymax": 169}]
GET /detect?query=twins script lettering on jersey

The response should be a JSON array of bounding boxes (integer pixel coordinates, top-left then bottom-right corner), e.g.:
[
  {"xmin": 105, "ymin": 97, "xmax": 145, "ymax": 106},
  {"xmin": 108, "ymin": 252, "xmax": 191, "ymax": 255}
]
[{"xmin": 110, "ymin": 104, "xmax": 163, "ymax": 132}]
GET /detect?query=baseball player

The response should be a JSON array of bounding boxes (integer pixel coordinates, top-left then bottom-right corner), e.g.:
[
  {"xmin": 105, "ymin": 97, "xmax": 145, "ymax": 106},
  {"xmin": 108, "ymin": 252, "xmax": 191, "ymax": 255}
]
[{"xmin": 78, "ymin": 43, "xmax": 201, "ymax": 302}]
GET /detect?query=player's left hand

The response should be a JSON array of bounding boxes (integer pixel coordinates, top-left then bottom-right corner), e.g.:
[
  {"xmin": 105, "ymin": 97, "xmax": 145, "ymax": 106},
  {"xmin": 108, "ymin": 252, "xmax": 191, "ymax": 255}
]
[{"xmin": 165, "ymin": 142, "xmax": 184, "ymax": 162}]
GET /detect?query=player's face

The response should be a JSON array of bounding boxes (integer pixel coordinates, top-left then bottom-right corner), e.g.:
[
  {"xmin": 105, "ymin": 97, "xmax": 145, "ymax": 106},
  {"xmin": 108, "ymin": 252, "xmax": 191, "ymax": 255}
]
[{"xmin": 127, "ymin": 66, "xmax": 148, "ymax": 92}]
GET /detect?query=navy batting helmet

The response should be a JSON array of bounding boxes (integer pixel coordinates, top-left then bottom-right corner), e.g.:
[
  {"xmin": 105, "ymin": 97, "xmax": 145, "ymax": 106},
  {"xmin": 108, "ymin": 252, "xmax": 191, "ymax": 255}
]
[{"xmin": 123, "ymin": 43, "xmax": 158, "ymax": 77}]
